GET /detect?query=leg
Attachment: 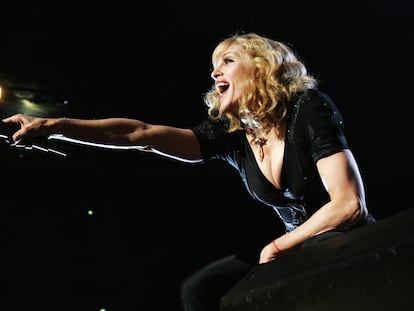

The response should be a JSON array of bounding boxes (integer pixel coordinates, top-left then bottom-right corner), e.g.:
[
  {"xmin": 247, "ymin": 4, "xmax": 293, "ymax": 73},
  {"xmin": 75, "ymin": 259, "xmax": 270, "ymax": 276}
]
[{"xmin": 180, "ymin": 253, "xmax": 256, "ymax": 311}]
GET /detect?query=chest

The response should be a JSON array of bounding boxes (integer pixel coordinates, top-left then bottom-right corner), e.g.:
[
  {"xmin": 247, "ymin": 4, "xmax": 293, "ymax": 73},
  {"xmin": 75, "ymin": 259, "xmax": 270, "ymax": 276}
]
[
  {"xmin": 250, "ymin": 138, "xmax": 285, "ymax": 190},
  {"xmin": 241, "ymin": 134, "xmax": 311, "ymax": 205}
]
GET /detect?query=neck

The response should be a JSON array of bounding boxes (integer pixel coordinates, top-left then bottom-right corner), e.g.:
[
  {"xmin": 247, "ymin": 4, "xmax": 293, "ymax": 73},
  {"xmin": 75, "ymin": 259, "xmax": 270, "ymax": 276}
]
[{"xmin": 247, "ymin": 121, "xmax": 286, "ymax": 162}]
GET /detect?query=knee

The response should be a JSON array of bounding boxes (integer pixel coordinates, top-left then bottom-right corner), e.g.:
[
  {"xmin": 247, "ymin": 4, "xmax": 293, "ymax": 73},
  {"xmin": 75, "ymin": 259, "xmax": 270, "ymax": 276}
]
[
  {"xmin": 180, "ymin": 272, "xmax": 213, "ymax": 311},
  {"xmin": 180, "ymin": 273, "xmax": 200, "ymax": 303}
]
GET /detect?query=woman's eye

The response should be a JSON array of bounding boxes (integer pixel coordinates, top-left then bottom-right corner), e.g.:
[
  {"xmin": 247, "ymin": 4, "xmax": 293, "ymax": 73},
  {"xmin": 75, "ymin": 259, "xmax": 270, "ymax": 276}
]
[{"xmin": 224, "ymin": 57, "xmax": 234, "ymax": 64}]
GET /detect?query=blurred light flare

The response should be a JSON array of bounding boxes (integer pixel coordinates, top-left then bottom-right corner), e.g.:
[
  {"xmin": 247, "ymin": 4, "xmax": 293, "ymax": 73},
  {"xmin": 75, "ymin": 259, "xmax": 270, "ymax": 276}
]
[{"xmin": 0, "ymin": 80, "xmax": 70, "ymax": 116}]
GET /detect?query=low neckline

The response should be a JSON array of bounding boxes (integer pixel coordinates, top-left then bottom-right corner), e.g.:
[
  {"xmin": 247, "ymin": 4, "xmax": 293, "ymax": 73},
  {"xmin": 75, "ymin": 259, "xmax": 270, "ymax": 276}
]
[{"xmin": 244, "ymin": 134, "xmax": 286, "ymax": 191}]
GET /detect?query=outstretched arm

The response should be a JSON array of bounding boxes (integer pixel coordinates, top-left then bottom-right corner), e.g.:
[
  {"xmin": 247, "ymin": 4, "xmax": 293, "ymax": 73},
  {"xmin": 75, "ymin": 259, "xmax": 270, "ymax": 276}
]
[{"xmin": 2, "ymin": 114, "xmax": 203, "ymax": 162}]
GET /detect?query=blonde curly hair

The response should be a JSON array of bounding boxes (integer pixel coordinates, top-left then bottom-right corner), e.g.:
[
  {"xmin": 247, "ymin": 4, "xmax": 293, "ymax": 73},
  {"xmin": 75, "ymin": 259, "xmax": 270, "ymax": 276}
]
[{"xmin": 204, "ymin": 32, "xmax": 318, "ymax": 134}]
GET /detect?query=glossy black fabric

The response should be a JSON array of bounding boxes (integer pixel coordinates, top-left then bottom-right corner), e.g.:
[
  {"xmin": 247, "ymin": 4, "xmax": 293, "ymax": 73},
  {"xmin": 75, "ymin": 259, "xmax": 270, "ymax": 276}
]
[{"xmin": 192, "ymin": 89, "xmax": 353, "ymax": 232}]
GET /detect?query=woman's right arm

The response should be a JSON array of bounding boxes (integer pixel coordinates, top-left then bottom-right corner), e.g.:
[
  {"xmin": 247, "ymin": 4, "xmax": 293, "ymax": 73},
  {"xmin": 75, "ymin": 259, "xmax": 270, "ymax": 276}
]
[{"xmin": 2, "ymin": 114, "xmax": 203, "ymax": 163}]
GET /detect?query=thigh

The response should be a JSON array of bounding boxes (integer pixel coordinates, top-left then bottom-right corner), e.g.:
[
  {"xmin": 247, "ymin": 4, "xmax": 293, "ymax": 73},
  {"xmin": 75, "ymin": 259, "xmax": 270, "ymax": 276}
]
[{"xmin": 181, "ymin": 253, "xmax": 256, "ymax": 311}]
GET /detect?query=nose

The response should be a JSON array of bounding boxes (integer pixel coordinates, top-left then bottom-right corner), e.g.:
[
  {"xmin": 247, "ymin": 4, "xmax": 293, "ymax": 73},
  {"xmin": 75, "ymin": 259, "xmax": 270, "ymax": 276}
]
[{"xmin": 211, "ymin": 68, "xmax": 222, "ymax": 80}]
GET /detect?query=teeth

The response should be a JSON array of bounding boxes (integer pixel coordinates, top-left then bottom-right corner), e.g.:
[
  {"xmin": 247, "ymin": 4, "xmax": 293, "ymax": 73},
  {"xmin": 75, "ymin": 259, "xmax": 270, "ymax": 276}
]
[{"xmin": 216, "ymin": 82, "xmax": 229, "ymax": 94}]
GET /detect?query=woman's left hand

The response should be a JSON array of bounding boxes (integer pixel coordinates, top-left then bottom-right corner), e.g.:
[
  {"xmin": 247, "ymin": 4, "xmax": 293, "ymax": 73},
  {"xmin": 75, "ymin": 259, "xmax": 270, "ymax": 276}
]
[{"xmin": 259, "ymin": 242, "xmax": 279, "ymax": 264}]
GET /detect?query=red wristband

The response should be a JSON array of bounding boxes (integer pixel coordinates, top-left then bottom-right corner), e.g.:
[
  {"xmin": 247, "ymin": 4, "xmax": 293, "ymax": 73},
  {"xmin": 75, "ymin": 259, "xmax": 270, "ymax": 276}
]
[{"xmin": 272, "ymin": 240, "xmax": 282, "ymax": 254}]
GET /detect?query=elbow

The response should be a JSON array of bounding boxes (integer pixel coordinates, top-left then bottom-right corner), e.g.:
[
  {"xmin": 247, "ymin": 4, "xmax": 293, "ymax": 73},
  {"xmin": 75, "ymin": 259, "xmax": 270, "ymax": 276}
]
[{"xmin": 344, "ymin": 196, "xmax": 365, "ymax": 225}]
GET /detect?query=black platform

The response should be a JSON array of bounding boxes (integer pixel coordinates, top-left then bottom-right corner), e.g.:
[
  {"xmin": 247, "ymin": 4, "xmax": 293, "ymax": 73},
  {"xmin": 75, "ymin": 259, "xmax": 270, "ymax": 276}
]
[{"xmin": 219, "ymin": 208, "xmax": 414, "ymax": 311}]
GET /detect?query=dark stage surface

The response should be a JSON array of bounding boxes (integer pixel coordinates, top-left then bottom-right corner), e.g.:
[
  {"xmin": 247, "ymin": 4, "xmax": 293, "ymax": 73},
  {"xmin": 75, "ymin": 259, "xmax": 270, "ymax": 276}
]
[{"xmin": 0, "ymin": 1, "xmax": 412, "ymax": 310}]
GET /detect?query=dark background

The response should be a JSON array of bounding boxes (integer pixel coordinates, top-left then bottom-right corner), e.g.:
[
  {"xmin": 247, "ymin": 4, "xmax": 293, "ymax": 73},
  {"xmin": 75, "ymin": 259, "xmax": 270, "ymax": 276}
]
[{"xmin": 0, "ymin": 1, "xmax": 412, "ymax": 310}]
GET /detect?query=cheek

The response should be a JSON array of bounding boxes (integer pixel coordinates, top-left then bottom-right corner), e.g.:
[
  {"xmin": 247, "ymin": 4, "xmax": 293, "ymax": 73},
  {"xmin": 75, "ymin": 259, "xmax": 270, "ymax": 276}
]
[
  {"xmin": 234, "ymin": 64, "xmax": 253, "ymax": 85},
  {"xmin": 234, "ymin": 74, "xmax": 251, "ymax": 94}
]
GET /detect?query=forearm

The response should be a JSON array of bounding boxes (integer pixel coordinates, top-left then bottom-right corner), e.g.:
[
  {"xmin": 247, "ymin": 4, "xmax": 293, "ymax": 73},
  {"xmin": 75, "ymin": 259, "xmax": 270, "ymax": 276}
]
[
  {"xmin": 274, "ymin": 198, "xmax": 362, "ymax": 252},
  {"xmin": 56, "ymin": 118, "xmax": 202, "ymax": 159},
  {"xmin": 48, "ymin": 117, "xmax": 148, "ymax": 145}
]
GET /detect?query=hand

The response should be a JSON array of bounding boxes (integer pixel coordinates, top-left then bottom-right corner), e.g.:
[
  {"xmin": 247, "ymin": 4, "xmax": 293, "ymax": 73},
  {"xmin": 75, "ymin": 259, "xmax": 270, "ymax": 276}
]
[
  {"xmin": 2, "ymin": 114, "xmax": 49, "ymax": 142},
  {"xmin": 259, "ymin": 242, "xmax": 279, "ymax": 264}
]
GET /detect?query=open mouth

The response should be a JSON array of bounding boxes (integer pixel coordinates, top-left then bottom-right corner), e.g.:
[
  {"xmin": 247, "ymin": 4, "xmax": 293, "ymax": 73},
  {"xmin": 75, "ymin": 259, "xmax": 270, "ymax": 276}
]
[{"xmin": 216, "ymin": 82, "xmax": 229, "ymax": 94}]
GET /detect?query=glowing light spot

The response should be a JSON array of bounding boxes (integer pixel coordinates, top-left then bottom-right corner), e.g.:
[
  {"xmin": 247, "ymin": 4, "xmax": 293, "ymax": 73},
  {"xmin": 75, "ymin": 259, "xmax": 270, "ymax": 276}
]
[{"xmin": 87, "ymin": 210, "xmax": 94, "ymax": 216}]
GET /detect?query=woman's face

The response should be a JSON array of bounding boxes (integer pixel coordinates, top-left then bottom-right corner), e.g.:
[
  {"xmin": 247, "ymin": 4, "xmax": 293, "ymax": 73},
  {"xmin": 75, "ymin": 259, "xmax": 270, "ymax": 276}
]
[{"xmin": 211, "ymin": 43, "xmax": 254, "ymax": 115}]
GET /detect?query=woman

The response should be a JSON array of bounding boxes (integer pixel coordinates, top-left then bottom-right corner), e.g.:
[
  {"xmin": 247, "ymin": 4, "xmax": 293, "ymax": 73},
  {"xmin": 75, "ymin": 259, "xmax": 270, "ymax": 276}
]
[{"xmin": 3, "ymin": 32, "xmax": 375, "ymax": 311}]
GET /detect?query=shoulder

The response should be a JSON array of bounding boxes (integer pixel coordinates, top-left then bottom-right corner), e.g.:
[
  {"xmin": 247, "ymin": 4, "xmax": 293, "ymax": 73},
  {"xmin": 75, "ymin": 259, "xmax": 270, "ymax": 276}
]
[
  {"xmin": 294, "ymin": 89, "xmax": 340, "ymax": 115},
  {"xmin": 287, "ymin": 89, "xmax": 348, "ymax": 150},
  {"xmin": 192, "ymin": 118, "xmax": 229, "ymax": 140},
  {"xmin": 288, "ymin": 89, "xmax": 344, "ymax": 130},
  {"xmin": 191, "ymin": 118, "xmax": 245, "ymax": 161}
]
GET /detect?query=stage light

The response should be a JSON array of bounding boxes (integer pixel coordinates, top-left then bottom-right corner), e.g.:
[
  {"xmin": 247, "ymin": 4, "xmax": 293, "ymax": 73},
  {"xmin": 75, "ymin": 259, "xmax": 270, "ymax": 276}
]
[{"xmin": 0, "ymin": 79, "xmax": 72, "ymax": 118}]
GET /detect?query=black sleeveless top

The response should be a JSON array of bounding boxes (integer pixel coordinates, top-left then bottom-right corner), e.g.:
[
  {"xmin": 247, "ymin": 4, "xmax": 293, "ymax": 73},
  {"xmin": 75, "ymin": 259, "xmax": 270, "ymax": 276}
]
[{"xmin": 192, "ymin": 89, "xmax": 372, "ymax": 232}]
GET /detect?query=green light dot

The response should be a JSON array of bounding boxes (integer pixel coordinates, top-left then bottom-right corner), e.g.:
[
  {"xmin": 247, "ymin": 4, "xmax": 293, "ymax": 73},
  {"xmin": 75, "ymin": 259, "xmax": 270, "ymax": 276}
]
[
  {"xmin": 87, "ymin": 210, "xmax": 94, "ymax": 216},
  {"xmin": 100, "ymin": 309, "xmax": 106, "ymax": 311}
]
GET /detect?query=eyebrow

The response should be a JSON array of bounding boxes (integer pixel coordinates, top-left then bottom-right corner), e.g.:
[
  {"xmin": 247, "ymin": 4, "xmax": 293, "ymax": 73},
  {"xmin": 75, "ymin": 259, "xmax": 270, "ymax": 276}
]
[
  {"xmin": 213, "ymin": 50, "xmax": 240, "ymax": 68},
  {"xmin": 222, "ymin": 51, "xmax": 238, "ymax": 58}
]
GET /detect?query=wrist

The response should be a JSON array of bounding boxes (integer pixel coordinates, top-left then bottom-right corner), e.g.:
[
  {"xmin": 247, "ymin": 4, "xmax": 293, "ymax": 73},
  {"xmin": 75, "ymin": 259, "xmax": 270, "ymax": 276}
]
[
  {"xmin": 52, "ymin": 117, "xmax": 66, "ymax": 133},
  {"xmin": 272, "ymin": 239, "xmax": 282, "ymax": 254}
]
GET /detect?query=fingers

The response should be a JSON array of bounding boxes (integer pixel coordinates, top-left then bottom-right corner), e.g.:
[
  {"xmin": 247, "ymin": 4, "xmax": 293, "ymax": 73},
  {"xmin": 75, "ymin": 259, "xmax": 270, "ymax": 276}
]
[
  {"xmin": 12, "ymin": 128, "xmax": 25, "ymax": 142},
  {"xmin": 2, "ymin": 116, "xmax": 13, "ymax": 123},
  {"xmin": 2, "ymin": 114, "xmax": 26, "ymax": 141},
  {"xmin": 2, "ymin": 113, "xmax": 23, "ymax": 124},
  {"xmin": 259, "ymin": 243, "xmax": 278, "ymax": 264}
]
